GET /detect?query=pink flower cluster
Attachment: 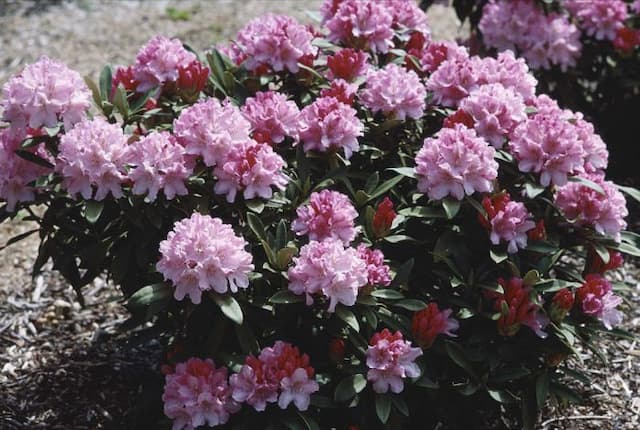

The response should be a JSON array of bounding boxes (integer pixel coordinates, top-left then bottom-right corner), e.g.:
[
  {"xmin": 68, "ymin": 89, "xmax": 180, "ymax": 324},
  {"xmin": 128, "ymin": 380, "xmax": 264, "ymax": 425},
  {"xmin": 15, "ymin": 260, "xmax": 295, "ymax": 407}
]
[
  {"xmin": 555, "ymin": 174, "xmax": 628, "ymax": 241},
  {"xmin": 288, "ymin": 239, "xmax": 368, "ymax": 312},
  {"xmin": 57, "ymin": 118, "xmax": 129, "ymax": 201},
  {"xmin": 415, "ymin": 124, "xmax": 498, "ymax": 201},
  {"xmin": 1, "ymin": 57, "xmax": 90, "ymax": 131},
  {"xmin": 411, "ymin": 303, "xmax": 459, "ymax": 349},
  {"xmin": 459, "ymin": 83, "xmax": 527, "ymax": 148},
  {"xmin": 133, "ymin": 36, "xmax": 198, "ymax": 92},
  {"xmin": 366, "ymin": 329, "xmax": 422, "ymax": 394},
  {"xmin": 127, "ymin": 131, "xmax": 193, "ymax": 202},
  {"xmin": 213, "ymin": 140, "xmax": 288, "ymax": 202},
  {"xmin": 235, "ymin": 14, "xmax": 317, "ymax": 73},
  {"xmin": 0, "ymin": 130, "xmax": 51, "ymax": 211},
  {"xmin": 292, "ymin": 190, "xmax": 358, "ymax": 244},
  {"xmin": 356, "ymin": 244, "xmax": 392, "ymax": 287},
  {"xmin": 482, "ymin": 193, "xmax": 536, "ymax": 254},
  {"xmin": 359, "ymin": 63, "xmax": 426, "ymax": 121},
  {"xmin": 173, "ymin": 98, "xmax": 252, "ymax": 167},
  {"xmin": 241, "ymin": 91, "xmax": 300, "ymax": 144},
  {"xmin": 489, "ymin": 277, "xmax": 548, "ymax": 338},
  {"xmin": 298, "ymin": 96, "xmax": 363, "ymax": 159},
  {"xmin": 575, "ymin": 274, "xmax": 623, "ymax": 329},
  {"xmin": 163, "ymin": 358, "xmax": 239, "ymax": 430},
  {"xmin": 564, "ymin": 0, "xmax": 628, "ymax": 41},
  {"xmin": 156, "ymin": 213, "xmax": 254, "ymax": 304},
  {"xmin": 479, "ymin": 0, "xmax": 582, "ymax": 70},
  {"xmin": 230, "ymin": 341, "xmax": 319, "ymax": 411}
]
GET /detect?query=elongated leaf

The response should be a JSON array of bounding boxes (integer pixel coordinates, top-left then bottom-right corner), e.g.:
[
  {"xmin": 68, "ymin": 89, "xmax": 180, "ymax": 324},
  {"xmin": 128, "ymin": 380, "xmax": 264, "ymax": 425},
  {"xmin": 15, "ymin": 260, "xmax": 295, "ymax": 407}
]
[
  {"xmin": 393, "ymin": 299, "xmax": 426, "ymax": 311},
  {"xmin": 270, "ymin": 290, "xmax": 304, "ymax": 304},
  {"xmin": 336, "ymin": 307, "xmax": 359, "ymax": 332},
  {"xmin": 617, "ymin": 184, "xmax": 640, "ymax": 203},
  {"xmin": 99, "ymin": 65, "xmax": 113, "ymax": 101},
  {"xmin": 334, "ymin": 374, "xmax": 367, "ymax": 402},
  {"xmin": 84, "ymin": 200, "xmax": 104, "ymax": 224},
  {"xmin": 127, "ymin": 283, "xmax": 173, "ymax": 308},
  {"xmin": 398, "ymin": 206, "xmax": 446, "ymax": 218},
  {"xmin": 442, "ymin": 198, "xmax": 461, "ymax": 219},
  {"xmin": 536, "ymin": 370, "xmax": 549, "ymax": 408},
  {"xmin": 568, "ymin": 175, "xmax": 604, "ymax": 194},
  {"xmin": 387, "ymin": 167, "xmax": 416, "ymax": 179},
  {"xmin": 375, "ymin": 394, "xmax": 392, "ymax": 424},
  {"xmin": 366, "ymin": 175, "xmax": 404, "ymax": 202},
  {"xmin": 212, "ymin": 294, "xmax": 243, "ymax": 325},
  {"xmin": 371, "ymin": 289, "xmax": 404, "ymax": 300},
  {"xmin": 0, "ymin": 229, "xmax": 39, "ymax": 252},
  {"xmin": 445, "ymin": 341, "xmax": 477, "ymax": 378},
  {"xmin": 14, "ymin": 150, "xmax": 54, "ymax": 169},
  {"xmin": 84, "ymin": 76, "xmax": 102, "ymax": 106},
  {"xmin": 246, "ymin": 212, "xmax": 267, "ymax": 241}
]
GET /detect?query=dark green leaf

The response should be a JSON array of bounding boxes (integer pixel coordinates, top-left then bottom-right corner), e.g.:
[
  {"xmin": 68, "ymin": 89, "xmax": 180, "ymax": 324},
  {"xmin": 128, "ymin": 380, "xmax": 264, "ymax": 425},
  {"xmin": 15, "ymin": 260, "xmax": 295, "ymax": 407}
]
[
  {"xmin": 245, "ymin": 199, "xmax": 265, "ymax": 214},
  {"xmin": 212, "ymin": 295, "xmax": 243, "ymax": 325},
  {"xmin": 487, "ymin": 389, "xmax": 517, "ymax": 404},
  {"xmin": 375, "ymin": 394, "xmax": 392, "ymax": 424},
  {"xmin": 127, "ymin": 283, "xmax": 173, "ymax": 308},
  {"xmin": 445, "ymin": 341, "xmax": 477, "ymax": 378},
  {"xmin": 616, "ymin": 184, "xmax": 640, "ymax": 203},
  {"xmin": 0, "ymin": 229, "xmax": 39, "ymax": 252},
  {"xmin": 14, "ymin": 150, "xmax": 54, "ymax": 169},
  {"xmin": 366, "ymin": 175, "xmax": 405, "ymax": 202},
  {"xmin": 398, "ymin": 206, "xmax": 446, "ymax": 218},
  {"xmin": 536, "ymin": 370, "xmax": 549, "ymax": 408},
  {"xmin": 371, "ymin": 289, "xmax": 404, "ymax": 300},
  {"xmin": 568, "ymin": 175, "xmax": 604, "ymax": 194},
  {"xmin": 113, "ymin": 86, "xmax": 129, "ymax": 118},
  {"xmin": 235, "ymin": 323, "xmax": 260, "ymax": 355},
  {"xmin": 393, "ymin": 299, "xmax": 426, "ymax": 311},
  {"xmin": 490, "ymin": 248, "xmax": 508, "ymax": 264},
  {"xmin": 442, "ymin": 198, "xmax": 461, "ymax": 219},
  {"xmin": 386, "ymin": 167, "xmax": 416, "ymax": 179},
  {"xmin": 99, "ymin": 65, "xmax": 113, "ymax": 101},
  {"xmin": 383, "ymin": 235, "xmax": 416, "ymax": 243},
  {"xmin": 83, "ymin": 76, "xmax": 102, "ymax": 107},
  {"xmin": 414, "ymin": 375, "xmax": 439, "ymax": 389},
  {"xmin": 84, "ymin": 200, "xmax": 103, "ymax": 224},
  {"xmin": 391, "ymin": 258, "xmax": 414, "ymax": 288},
  {"xmin": 270, "ymin": 290, "xmax": 304, "ymax": 304},
  {"xmin": 334, "ymin": 374, "xmax": 367, "ymax": 402},
  {"xmin": 246, "ymin": 212, "xmax": 267, "ymax": 241},
  {"xmin": 336, "ymin": 307, "xmax": 359, "ymax": 332}
]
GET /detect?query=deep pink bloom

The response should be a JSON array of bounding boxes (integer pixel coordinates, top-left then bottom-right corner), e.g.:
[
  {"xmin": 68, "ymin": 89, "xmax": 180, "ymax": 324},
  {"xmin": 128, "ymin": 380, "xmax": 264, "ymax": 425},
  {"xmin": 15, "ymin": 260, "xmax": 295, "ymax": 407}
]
[
  {"xmin": 2, "ymin": 57, "xmax": 90, "ymax": 131},
  {"xmin": 288, "ymin": 239, "xmax": 368, "ymax": 312},
  {"xmin": 235, "ymin": 14, "xmax": 317, "ymax": 73},
  {"xmin": 127, "ymin": 131, "xmax": 194, "ymax": 202},
  {"xmin": 565, "ymin": 0, "xmax": 628, "ymax": 41},
  {"xmin": 360, "ymin": 63, "xmax": 426, "ymax": 121},
  {"xmin": 133, "ymin": 36, "xmax": 197, "ymax": 92},
  {"xmin": 176, "ymin": 60, "xmax": 210, "ymax": 98},
  {"xmin": 555, "ymin": 173, "xmax": 628, "ymax": 241},
  {"xmin": 173, "ymin": 98, "xmax": 252, "ymax": 167},
  {"xmin": 320, "ymin": 79, "xmax": 358, "ymax": 105},
  {"xmin": 241, "ymin": 91, "xmax": 300, "ymax": 144},
  {"xmin": 163, "ymin": 358, "xmax": 239, "ymax": 430},
  {"xmin": 416, "ymin": 40, "xmax": 469, "ymax": 74},
  {"xmin": 460, "ymin": 83, "xmax": 527, "ymax": 148},
  {"xmin": 298, "ymin": 96, "xmax": 363, "ymax": 159},
  {"xmin": 111, "ymin": 65, "xmax": 138, "ymax": 95},
  {"xmin": 366, "ymin": 329, "xmax": 422, "ymax": 394},
  {"xmin": 575, "ymin": 274, "xmax": 623, "ymax": 329},
  {"xmin": 483, "ymin": 194, "xmax": 536, "ymax": 254},
  {"xmin": 585, "ymin": 247, "xmax": 624, "ymax": 274},
  {"xmin": 415, "ymin": 124, "xmax": 498, "ymax": 201},
  {"xmin": 356, "ymin": 244, "xmax": 392, "ymax": 287},
  {"xmin": 292, "ymin": 189, "xmax": 358, "ymax": 244},
  {"xmin": 326, "ymin": 48, "xmax": 370, "ymax": 81},
  {"xmin": 156, "ymin": 213, "xmax": 254, "ymax": 304},
  {"xmin": 213, "ymin": 140, "xmax": 288, "ymax": 202},
  {"xmin": 489, "ymin": 277, "xmax": 548, "ymax": 338},
  {"xmin": 57, "ymin": 118, "xmax": 129, "ymax": 201},
  {"xmin": 411, "ymin": 303, "xmax": 459, "ymax": 349}
]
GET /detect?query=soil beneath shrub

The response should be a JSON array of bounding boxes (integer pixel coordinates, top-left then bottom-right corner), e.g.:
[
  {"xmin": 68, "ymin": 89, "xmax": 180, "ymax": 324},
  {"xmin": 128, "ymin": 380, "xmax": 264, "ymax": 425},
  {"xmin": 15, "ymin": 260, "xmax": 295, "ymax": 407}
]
[{"xmin": 0, "ymin": 1, "xmax": 638, "ymax": 429}]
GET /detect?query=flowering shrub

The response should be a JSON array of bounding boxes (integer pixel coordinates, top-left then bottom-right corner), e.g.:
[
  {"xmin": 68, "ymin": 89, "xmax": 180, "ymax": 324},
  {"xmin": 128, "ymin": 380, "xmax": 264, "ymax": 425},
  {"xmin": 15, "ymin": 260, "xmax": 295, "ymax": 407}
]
[{"xmin": 1, "ymin": 0, "xmax": 639, "ymax": 428}]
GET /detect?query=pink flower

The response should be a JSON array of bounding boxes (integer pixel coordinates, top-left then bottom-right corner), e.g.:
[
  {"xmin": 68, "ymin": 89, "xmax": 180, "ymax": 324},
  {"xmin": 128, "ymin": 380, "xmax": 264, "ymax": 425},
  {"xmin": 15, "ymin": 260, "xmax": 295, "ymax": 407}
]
[
  {"xmin": 478, "ymin": 51, "xmax": 538, "ymax": 101},
  {"xmin": 565, "ymin": 0, "xmax": 628, "ymax": 41},
  {"xmin": 1, "ymin": 57, "xmax": 90, "ymax": 131},
  {"xmin": 356, "ymin": 244, "xmax": 392, "ymax": 287},
  {"xmin": 633, "ymin": 0, "xmax": 640, "ymax": 14},
  {"xmin": 241, "ymin": 91, "xmax": 300, "ymax": 144},
  {"xmin": 575, "ymin": 274, "xmax": 623, "ymax": 329},
  {"xmin": 366, "ymin": 329, "xmax": 422, "ymax": 394},
  {"xmin": 235, "ymin": 14, "xmax": 317, "ymax": 73},
  {"xmin": 482, "ymin": 194, "xmax": 536, "ymax": 254},
  {"xmin": 323, "ymin": 0, "xmax": 395, "ymax": 53},
  {"xmin": 573, "ymin": 113, "xmax": 608, "ymax": 173},
  {"xmin": 173, "ymin": 98, "xmax": 252, "ymax": 167},
  {"xmin": 426, "ymin": 55, "xmax": 478, "ymax": 107},
  {"xmin": 288, "ymin": 239, "xmax": 368, "ymax": 312},
  {"xmin": 544, "ymin": 14, "xmax": 582, "ymax": 71},
  {"xmin": 57, "ymin": 118, "xmax": 129, "ymax": 201},
  {"xmin": 127, "ymin": 131, "xmax": 194, "ymax": 202},
  {"xmin": 0, "ymin": 130, "xmax": 52, "ymax": 211},
  {"xmin": 213, "ymin": 140, "xmax": 288, "ymax": 202},
  {"xmin": 326, "ymin": 48, "xmax": 370, "ymax": 81},
  {"xmin": 156, "ymin": 213, "xmax": 254, "ymax": 304},
  {"xmin": 320, "ymin": 79, "xmax": 359, "ymax": 105},
  {"xmin": 510, "ymin": 106, "xmax": 585, "ymax": 186},
  {"xmin": 488, "ymin": 277, "xmax": 548, "ymax": 338},
  {"xmin": 411, "ymin": 303, "xmax": 459, "ymax": 348},
  {"xmin": 388, "ymin": 0, "xmax": 430, "ymax": 33},
  {"xmin": 292, "ymin": 190, "xmax": 358, "ymax": 244},
  {"xmin": 460, "ymin": 83, "xmax": 527, "ymax": 148},
  {"xmin": 555, "ymin": 173, "xmax": 628, "ymax": 241},
  {"xmin": 162, "ymin": 358, "xmax": 239, "ymax": 430},
  {"xmin": 298, "ymin": 96, "xmax": 363, "ymax": 159},
  {"xmin": 415, "ymin": 40, "xmax": 469, "ymax": 74},
  {"xmin": 360, "ymin": 63, "xmax": 426, "ymax": 121},
  {"xmin": 133, "ymin": 36, "xmax": 197, "ymax": 92},
  {"xmin": 415, "ymin": 124, "xmax": 498, "ymax": 201}
]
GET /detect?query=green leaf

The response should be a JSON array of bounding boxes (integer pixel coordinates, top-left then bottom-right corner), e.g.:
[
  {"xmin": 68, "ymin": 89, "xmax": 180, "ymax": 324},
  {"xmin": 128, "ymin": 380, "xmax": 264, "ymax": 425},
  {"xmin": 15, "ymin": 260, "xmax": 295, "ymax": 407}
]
[
  {"xmin": 391, "ymin": 395, "xmax": 409, "ymax": 416},
  {"xmin": 375, "ymin": 394, "xmax": 392, "ymax": 424},
  {"xmin": 392, "ymin": 258, "xmax": 414, "ymax": 288},
  {"xmin": 521, "ymin": 387, "xmax": 538, "ymax": 430},
  {"xmin": 245, "ymin": 199, "xmax": 265, "ymax": 214},
  {"xmin": 488, "ymin": 389, "xmax": 517, "ymax": 404},
  {"xmin": 414, "ymin": 375, "xmax": 439, "ymax": 389},
  {"xmin": 398, "ymin": 206, "xmax": 446, "ymax": 218},
  {"xmin": 334, "ymin": 374, "xmax": 367, "ymax": 402},
  {"xmin": 371, "ymin": 289, "xmax": 404, "ymax": 300},
  {"xmin": 393, "ymin": 299, "xmax": 426, "ymax": 311},
  {"xmin": 269, "ymin": 290, "xmax": 304, "ymax": 304},
  {"xmin": 212, "ymin": 295, "xmax": 243, "ymax": 325},
  {"xmin": 524, "ymin": 182, "xmax": 546, "ymax": 199},
  {"xmin": 568, "ymin": 175, "xmax": 605, "ymax": 194},
  {"xmin": 364, "ymin": 172, "xmax": 380, "ymax": 194},
  {"xmin": 296, "ymin": 412, "xmax": 321, "ymax": 430},
  {"xmin": 0, "ymin": 229, "xmax": 39, "ymax": 252},
  {"xmin": 442, "ymin": 198, "xmax": 461, "ymax": 219},
  {"xmin": 536, "ymin": 370, "xmax": 549, "ymax": 408},
  {"xmin": 235, "ymin": 323, "xmax": 260, "ymax": 355},
  {"xmin": 246, "ymin": 212, "xmax": 267, "ymax": 241},
  {"xmin": 84, "ymin": 200, "xmax": 104, "ymax": 224},
  {"xmin": 490, "ymin": 248, "xmax": 508, "ymax": 264},
  {"xmin": 14, "ymin": 150, "xmax": 54, "ymax": 169},
  {"xmin": 99, "ymin": 65, "xmax": 113, "ymax": 101},
  {"xmin": 616, "ymin": 184, "xmax": 640, "ymax": 203},
  {"xmin": 383, "ymin": 234, "xmax": 415, "ymax": 243},
  {"xmin": 113, "ymin": 86, "xmax": 129, "ymax": 118},
  {"xmin": 445, "ymin": 341, "xmax": 477, "ymax": 378},
  {"xmin": 387, "ymin": 167, "xmax": 416, "ymax": 179},
  {"xmin": 127, "ymin": 283, "xmax": 173, "ymax": 308},
  {"xmin": 489, "ymin": 367, "xmax": 531, "ymax": 384},
  {"xmin": 84, "ymin": 76, "xmax": 102, "ymax": 107},
  {"xmin": 336, "ymin": 307, "xmax": 359, "ymax": 332},
  {"xmin": 526, "ymin": 241, "xmax": 559, "ymax": 254},
  {"xmin": 366, "ymin": 175, "xmax": 405, "ymax": 202}
]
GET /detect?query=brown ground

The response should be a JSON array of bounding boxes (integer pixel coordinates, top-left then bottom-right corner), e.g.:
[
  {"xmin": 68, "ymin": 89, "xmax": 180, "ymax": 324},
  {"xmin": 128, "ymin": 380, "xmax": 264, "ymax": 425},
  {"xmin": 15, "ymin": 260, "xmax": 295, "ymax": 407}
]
[{"xmin": 0, "ymin": 1, "xmax": 638, "ymax": 429}]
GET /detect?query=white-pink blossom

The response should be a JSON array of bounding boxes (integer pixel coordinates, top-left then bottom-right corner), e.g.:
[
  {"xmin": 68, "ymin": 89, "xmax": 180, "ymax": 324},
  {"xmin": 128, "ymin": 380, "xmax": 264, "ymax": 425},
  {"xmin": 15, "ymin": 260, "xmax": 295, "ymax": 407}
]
[
  {"xmin": 366, "ymin": 329, "xmax": 422, "ymax": 394},
  {"xmin": 292, "ymin": 190, "xmax": 358, "ymax": 244}
]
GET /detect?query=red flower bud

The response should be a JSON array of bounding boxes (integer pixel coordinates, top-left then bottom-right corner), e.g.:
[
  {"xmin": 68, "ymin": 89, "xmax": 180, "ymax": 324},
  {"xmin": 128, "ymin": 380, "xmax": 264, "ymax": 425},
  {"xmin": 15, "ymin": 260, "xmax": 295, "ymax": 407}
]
[
  {"xmin": 372, "ymin": 197, "xmax": 396, "ymax": 238},
  {"xmin": 326, "ymin": 48, "xmax": 369, "ymax": 81},
  {"xmin": 111, "ymin": 65, "xmax": 138, "ymax": 98},
  {"xmin": 329, "ymin": 338, "xmax": 345, "ymax": 363},
  {"xmin": 527, "ymin": 220, "xmax": 547, "ymax": 241},
  {"xmin": 549, "ymin": 288, "xmax": 574, "ymax": 322},
  {"xmin": 585, "ymin": 247, "xmax": 624, "ymax": 275},
  {"xmin": 176, "ymin": 60, "xmax": 209, "ymax": 101},
  {"xmin": 443, "ymin": 109, "xmax": 474, "ymax": 129},
  {"xmin": 478, "ymin": 193, "xmax": 510, "ymax": 230},
  {"xmin": 613, "ymin": 27, "xmax": 640, "ymax": 54}
]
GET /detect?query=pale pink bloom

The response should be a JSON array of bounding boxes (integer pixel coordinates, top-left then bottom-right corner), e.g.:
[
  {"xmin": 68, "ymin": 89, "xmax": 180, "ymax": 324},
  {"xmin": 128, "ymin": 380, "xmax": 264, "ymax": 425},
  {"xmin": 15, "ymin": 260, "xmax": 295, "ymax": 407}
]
[
  {"xmin": 235, "ymin": 14, "xmax": 317, "ymax": 73},
  {"xmin": 426, "ymin": 56, "xmax": 478, "ymax": 107},
  {"xmin": 478, "ymin": 51, "xmax": 537, "ymax": 101},
  {"xmin": 544, "ymin": 14, "xmax": 582, "ymax": 71},
  {"xmin": 356, "ymin": 244, "xmax": 392, "ymax": 287},
  {"xmin": 241, "ymin": 91, "xmax": 300, "ymax": 144},
  {"xmin": 298, "ymin": 96, "xmax": 363, "ymax": 159},
  {"xmin": 565, "ymin": 0, "xmax": 628, "ymax": 40},
  {"xmin": 162, "ymin": 358, "xmax": 239, "ymax": 430},
  {"xmin": 388, "ymin": 0, "xmax": 430, "ymax": 33},
  {"xmin": 415, "ymin": 124, "xmax": 498, "ymax": 201},
  {"xmin": 572, "ymin": 113, "xmax": 609, "ymax": 173},
  {"xmin": 460, "ymin": 83, "xmax": 527, "ymax": 148},
  {"xmin": 489, "ymin": 200, "xmax": 536, "ymax": 254},
  {"xmin": 288, "ymin": 239, "xmax": 368, "ymax": 312},
  {"xmin": 156, "ymin": 213, "xmax": 254, "ymax": 304},
  {"xmin": 278, "ymin": 368, "xmax": 319, "ymax": 411},
  {"xmin": 0, "ymin": 130, "xmax": 52, "ymax": 211},
  {"xmin": 292, "ymin": 189, "xmax": 358, "ymax": 244},
  {"xmin": 366, "ymin": 329, "xmax": 423, "ymax": 394},
  {"xmin": 133, "ymin": 36, "xmax": 197, "ymax": 92},
  {"xmin": 213, "ymin": 140, "xmax": 288, "ymax": 202},
  {"xmin": 229, "ymin": 361, "xmax": 278, "ymax": 411},
  {"xmin": 127, "ymin": 131, "xmax": 193, "ymax": 202},
  {"xmin": 1, "ymin": 57, "xmax": 90, "ymax": 131},
  {"xmin": 555, "ymin": 173, "xmax": 628, "ymax": 241},
  {"xmin": 173, "ymin": 98, "xmax": 252, "ymax": 167},
  {"xmin": 57, "ymin": 118, "xmax": 129, "ymax": 201},
  {"xmin": 360, "ymin": 63, "xmax": 426, "ymax": 121},
  {"xmin": 633, "ymin": 0, "xmax": 640, "ymax": 14}
]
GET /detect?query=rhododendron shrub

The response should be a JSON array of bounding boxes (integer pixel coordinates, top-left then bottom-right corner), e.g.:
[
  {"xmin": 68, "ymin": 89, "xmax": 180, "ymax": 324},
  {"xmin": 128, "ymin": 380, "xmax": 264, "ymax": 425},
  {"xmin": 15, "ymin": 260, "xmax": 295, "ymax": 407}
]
[{"xmin": 1, "ymin": 1, "xmax": 639, "ymax": 429}]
